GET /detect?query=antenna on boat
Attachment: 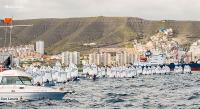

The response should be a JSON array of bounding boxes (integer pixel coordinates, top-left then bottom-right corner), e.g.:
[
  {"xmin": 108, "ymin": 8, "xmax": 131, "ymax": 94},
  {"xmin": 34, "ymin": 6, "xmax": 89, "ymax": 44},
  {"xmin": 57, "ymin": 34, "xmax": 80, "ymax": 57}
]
[
  {"xmin": 3, "ymin": 21, "xmax": 8, "ymax": 47},
  {"xmin": 0, "ymin": 17, "xmax": 33, "ymax": 47}
]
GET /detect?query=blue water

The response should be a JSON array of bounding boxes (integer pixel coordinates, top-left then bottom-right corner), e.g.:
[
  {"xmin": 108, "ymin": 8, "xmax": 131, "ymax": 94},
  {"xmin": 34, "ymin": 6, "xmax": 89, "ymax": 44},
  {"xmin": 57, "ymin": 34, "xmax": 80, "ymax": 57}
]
[{"xmin": 1, "ymin": 73, "xmax": 200, "ymax": 109}]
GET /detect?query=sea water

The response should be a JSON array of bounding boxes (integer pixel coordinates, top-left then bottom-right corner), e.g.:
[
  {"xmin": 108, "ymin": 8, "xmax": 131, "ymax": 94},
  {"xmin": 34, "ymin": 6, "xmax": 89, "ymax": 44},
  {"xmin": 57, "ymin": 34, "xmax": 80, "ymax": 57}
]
[{"xmin": 1, "ymin": 73, "xmax": 200, "ymax": 109}]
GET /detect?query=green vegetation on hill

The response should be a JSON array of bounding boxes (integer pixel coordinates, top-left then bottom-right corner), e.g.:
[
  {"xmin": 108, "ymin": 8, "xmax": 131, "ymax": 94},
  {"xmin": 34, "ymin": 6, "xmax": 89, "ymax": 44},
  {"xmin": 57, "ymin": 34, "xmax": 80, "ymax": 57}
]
[{"xmin": 0, "ymin": 17, "xmax": 199, "ymax": 54}]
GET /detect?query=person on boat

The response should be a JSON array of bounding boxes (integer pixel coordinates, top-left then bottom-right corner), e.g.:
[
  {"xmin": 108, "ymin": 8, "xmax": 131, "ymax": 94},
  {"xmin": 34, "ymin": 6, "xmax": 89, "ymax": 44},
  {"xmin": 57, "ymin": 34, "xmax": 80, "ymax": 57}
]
[
  {"xmin": 92, "ymin": 74, "xmax": 97, "ymax": 81},
  {"xmin": 188, "ymin": 65, "xmax": 192, "ymax": 74},
  {"xmin": 43, "ymin": 79, "xmax": 50, "ymax": 87},
  {"xmin": 46, "ymin": 79, "xmax": 49, "ymax": 84},
  {"xmin": 196, "ymin": 59, "xmax": 200, "ymax": 64},
  {"xmin": 72, "ymin": 76, "xmax": 79, "ymax": 81},
  {"xmin": 36, "ymin": 81, "xmax": 41, "ymax": 86}
]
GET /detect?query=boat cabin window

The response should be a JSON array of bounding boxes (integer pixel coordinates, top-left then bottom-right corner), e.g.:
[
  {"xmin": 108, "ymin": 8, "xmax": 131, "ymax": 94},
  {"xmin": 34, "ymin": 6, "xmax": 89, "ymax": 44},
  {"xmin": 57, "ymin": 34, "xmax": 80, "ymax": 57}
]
[
  {"xmin": 0, "ymin": 76, "xmax": 32, "ymax": 85},
  {"xmin": 19, "ymin": 76, "xmax": 32, "ymax": 85}
]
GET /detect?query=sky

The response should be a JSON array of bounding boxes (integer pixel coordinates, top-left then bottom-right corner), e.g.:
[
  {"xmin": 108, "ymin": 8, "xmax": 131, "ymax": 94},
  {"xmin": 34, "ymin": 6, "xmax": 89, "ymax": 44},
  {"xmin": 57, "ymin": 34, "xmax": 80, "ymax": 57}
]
[{"xmin": 0, "ymin": 0, "xmax": 200, "ymax": 20}]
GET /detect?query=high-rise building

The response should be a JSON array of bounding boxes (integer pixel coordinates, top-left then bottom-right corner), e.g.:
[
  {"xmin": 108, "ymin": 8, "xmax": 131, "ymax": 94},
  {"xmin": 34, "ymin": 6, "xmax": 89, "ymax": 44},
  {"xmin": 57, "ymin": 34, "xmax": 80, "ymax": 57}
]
[
  {"xmin": 102, "ymin": 53, "xmax": 111, "ymax": 66},
  {"xmin": 115, "ymin": 51, "xmax": 134, "ymax": 66},
  {"xmin": 36, "ymin": 41, "xmax": 44, "ymax": 55},
  {"xmin": 88, "ymin": 48, "xmax": 134, "ymax": 66},
  {"xmin": 89, "ymin": 52, "xmax": 112, "ymax": 66},
  {"xmin": 62, "ymin": 51, "xmax": 80, "ymax": 65},
  {"xmin": 89, "ymin": 52, "xmax": 101, "ymax": 65}
]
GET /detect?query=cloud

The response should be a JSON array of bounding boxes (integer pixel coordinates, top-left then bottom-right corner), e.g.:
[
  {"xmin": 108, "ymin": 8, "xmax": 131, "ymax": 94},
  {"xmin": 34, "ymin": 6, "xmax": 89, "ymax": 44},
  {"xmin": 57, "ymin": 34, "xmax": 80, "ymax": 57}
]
[
  {"xmin": 0, "ymin": 0, "xmax": 200, "ymax": 20},
  {"xmin": 4, "ymin": 5, "xmax": 24, "ymax": 9}
]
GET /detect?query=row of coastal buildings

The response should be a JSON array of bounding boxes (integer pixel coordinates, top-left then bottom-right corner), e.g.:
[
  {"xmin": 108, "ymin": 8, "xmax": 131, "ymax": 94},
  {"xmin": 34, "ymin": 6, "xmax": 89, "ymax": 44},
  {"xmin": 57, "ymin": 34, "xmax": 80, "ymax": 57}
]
[
  {"xmin": 60, "ymin": 39, "xmax": 200, "ymax": 67},
  {"xmin": 86, "ymin": 41, "xmax": 200, "ymax": 66},
  {"xmin": 87, "ymin": 48, "xmax": 134, "ymax": 66},
  {"xmin": 132, "ymin": 29, "xmax": 200, "ymax": 65},
  {"xmin": 86, "ymin": 29, "xmax": 200, "ymax": 66},
  {"xmin": 61, "ymin": 48, "xmax": 134, "ymax": 66},
  {"xmin": 0, "ymin": 41, "xmax": 44, "ymax": 67},
  {"xmin": 1, "ymin": 36, "xmax": 200, "ymax": 68},
  {"xmin": 0, "ymin": 42, "xmax": 135, "ymax": 67},
  {"xmin": 43, "ymin": 28, "xmax": 200, "ymax": 66},
  {"xmin": 0, "ymin": 40, "xmax": 81, "ymax": 67},
  {"xmin": 0, "ymin": 40, "xmax": 44, "ymax": 56}
]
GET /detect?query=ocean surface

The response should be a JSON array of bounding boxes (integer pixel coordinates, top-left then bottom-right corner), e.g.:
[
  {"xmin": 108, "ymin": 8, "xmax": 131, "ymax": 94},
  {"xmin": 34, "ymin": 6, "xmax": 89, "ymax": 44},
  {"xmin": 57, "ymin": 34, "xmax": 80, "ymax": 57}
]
[{"xmin": 1, "ymin": 73, "xmax": 200, "ymax": 109}]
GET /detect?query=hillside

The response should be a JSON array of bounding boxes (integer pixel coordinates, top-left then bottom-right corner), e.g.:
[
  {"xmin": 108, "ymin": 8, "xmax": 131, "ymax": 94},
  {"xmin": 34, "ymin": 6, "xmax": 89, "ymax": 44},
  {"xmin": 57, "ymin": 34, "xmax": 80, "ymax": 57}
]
[{"xmin": 0, "ymin": 17, "xmax": 199, "ymax": 54}]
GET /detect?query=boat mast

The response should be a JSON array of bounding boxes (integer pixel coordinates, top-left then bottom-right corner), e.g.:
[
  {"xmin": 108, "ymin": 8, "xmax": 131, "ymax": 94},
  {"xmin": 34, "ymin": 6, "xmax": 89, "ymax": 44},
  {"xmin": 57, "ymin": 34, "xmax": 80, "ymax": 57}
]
[{"xmin": 0, "ymin": 18, "xmax": 33, "ymax": 47}]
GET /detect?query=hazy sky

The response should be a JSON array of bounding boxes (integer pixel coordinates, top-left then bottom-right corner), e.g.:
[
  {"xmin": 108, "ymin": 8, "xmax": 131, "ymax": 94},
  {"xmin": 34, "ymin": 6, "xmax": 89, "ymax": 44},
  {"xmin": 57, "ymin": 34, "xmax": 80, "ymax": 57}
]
[{"xmin": 0, "ymin": 0, "xmax": 199, "ymax": 20}]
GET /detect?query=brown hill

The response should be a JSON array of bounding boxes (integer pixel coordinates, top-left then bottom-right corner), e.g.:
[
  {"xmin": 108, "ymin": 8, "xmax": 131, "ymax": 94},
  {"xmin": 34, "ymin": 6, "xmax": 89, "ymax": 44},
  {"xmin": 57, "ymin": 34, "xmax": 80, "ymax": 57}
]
[{"xmin": 0, "ymin": 17, "xmax": 199, "ymax": 54}]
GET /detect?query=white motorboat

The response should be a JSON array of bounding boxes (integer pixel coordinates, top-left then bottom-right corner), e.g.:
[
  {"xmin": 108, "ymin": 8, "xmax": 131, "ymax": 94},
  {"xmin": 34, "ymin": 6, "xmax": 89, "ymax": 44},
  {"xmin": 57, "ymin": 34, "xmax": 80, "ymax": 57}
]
[{"xmin": 0, "ymin": 70, "xmax": 67, "ymax": 102}]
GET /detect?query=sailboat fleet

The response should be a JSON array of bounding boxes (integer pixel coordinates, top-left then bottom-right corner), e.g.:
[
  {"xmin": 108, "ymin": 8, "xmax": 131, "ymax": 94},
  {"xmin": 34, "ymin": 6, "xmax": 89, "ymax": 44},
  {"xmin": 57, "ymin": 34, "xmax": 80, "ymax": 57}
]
[
  {"xmin": 82, "ymin": 64, "xmax": 191, "ymax": 78},
  {"xmin": 0, "ymin": 57, "xmax": 192, "ymax": 102},
  {"xmin": 26, "ymin": 62, "xmax": 79, "ymax": 85},
  {"xmin": 25, "ymin": 61, "xmax": 192, "ymax": 85}
]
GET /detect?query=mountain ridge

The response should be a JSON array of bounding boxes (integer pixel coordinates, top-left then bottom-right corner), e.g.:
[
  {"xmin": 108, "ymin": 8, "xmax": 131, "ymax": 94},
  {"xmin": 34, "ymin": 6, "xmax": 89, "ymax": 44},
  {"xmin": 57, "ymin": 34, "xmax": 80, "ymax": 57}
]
[{"xmin": 0, "ymin": 17, "xmax": 199, "ymax": 54}]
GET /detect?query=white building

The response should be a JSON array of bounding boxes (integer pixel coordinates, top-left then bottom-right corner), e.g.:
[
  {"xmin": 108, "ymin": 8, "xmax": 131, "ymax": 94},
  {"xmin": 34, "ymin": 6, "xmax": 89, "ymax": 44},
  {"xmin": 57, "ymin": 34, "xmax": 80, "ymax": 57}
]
[
  {"xmin": 89, "ymin": 51, "xmax": 133, "ymax": 66},
  {"xmin": 62, "ymin": 51, "xmax": 80, "ymax": 65},
  {"xmin": 89, "ymin": 52, "xmax": 101, "ymax": 65},
  {"xmin": 102, "ymin": 53, "xmax": 112, "ymax": 66},
  {"xmin": 116, "ymin": 52, "xmax": 134, "ymax": 66},
  {"xmin": 36, "ymin": 41, "xmax": 44, "ymax": 55},
  {"xmin": 189, "ymin": 40, "xmax": 200, "ymax": 61},
  {"xmin": 89, "ymin": 52, "xmax": 112, "ymax": 66}
]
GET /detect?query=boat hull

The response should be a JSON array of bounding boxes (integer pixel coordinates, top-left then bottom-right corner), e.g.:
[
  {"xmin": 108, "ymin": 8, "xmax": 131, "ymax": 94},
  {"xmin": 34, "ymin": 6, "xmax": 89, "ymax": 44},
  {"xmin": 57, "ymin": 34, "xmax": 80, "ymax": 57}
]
[
  {"xmin": 165, "ymin": 63, "xmax": 200, "ymax": 71},
  {"xmin": 0, "ymin": 92, "xmax": 66, "ymax": 102}
]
